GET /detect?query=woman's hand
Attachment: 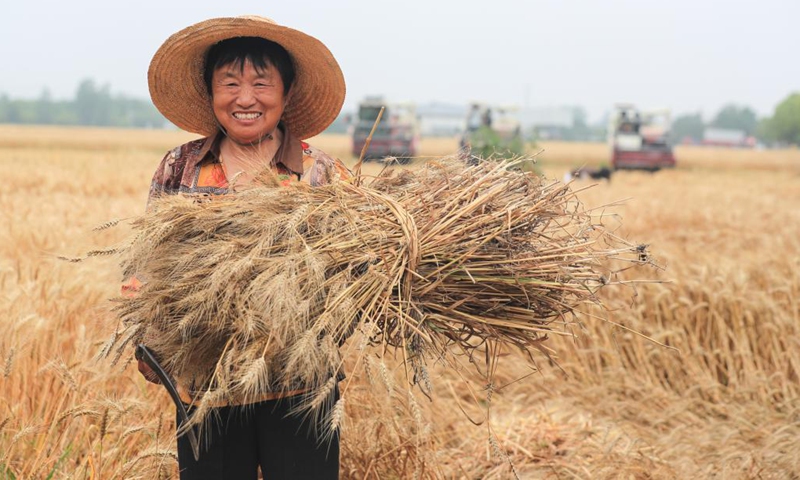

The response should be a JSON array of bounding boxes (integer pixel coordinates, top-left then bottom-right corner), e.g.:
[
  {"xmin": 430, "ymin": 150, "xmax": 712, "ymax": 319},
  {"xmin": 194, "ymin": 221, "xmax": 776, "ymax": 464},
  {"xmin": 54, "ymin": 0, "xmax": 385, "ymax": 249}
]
[{"xmin": 138, "ymin": 359, "xmax": 162, "ymax": 384}]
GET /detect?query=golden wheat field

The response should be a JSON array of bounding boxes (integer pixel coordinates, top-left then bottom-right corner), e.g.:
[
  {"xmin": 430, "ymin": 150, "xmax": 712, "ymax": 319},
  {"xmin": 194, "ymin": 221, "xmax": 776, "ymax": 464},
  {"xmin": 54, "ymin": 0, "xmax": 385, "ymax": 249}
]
[{"xmin": 1, "ymin": 124, "xmax": 799, "ymax": 479}]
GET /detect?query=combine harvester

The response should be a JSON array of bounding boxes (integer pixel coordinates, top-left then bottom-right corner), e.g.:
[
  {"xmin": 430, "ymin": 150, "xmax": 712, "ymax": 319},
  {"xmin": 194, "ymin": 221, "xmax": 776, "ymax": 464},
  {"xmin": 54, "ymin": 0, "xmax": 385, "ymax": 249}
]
[
  {"xmin": 459, "ymin": 102, "xmax": 524, "ymax": 161},
  {"xmin": 608, "ymin": 104, "xmax": 676, "ymax": 171},
  {"xmin": 351, "ymin": 96, "xmax": 420, "ymax": 164}
]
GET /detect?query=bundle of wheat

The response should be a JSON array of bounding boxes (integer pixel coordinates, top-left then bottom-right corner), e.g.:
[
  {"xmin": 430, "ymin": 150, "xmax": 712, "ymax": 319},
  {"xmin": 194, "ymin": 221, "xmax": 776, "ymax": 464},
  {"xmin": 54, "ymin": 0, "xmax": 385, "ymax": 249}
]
[{"xmin": 103, "ymin": 156, "xmax": 648, "ymax": 431}]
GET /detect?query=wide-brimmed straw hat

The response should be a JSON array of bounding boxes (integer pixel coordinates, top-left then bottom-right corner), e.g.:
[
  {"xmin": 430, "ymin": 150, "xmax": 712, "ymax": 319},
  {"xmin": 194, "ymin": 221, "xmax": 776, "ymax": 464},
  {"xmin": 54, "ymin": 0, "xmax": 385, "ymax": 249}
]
[{"xmin": 148, "ymin": 15, "xmax": 345, "ymax": 140}]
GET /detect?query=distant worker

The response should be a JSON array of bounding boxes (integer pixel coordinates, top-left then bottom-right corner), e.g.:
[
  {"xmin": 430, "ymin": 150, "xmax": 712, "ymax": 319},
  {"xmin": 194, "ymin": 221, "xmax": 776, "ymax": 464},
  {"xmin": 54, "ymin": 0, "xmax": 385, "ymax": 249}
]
[
  {"xmin": 466, "ymin": 103, "xmax": 482, "ymax": 131},
  {"xmin": 481, "ymin": 108, "xmax": 493, "ymax": 128}
]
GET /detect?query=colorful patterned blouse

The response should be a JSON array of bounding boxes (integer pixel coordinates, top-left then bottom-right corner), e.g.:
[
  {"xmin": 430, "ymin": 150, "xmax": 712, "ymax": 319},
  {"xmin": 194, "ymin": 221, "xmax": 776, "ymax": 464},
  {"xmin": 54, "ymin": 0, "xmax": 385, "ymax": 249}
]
[{"xmin": 148, "ymin": 123, "xmax": 351, "ymax": 207}]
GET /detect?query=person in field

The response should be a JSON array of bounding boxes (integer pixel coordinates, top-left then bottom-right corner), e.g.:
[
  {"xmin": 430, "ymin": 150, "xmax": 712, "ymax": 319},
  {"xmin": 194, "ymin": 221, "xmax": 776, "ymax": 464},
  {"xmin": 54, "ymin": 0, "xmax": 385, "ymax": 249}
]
[{"xmin": 136, "ymin": 15, "xmax": 350, "ymax": 480}]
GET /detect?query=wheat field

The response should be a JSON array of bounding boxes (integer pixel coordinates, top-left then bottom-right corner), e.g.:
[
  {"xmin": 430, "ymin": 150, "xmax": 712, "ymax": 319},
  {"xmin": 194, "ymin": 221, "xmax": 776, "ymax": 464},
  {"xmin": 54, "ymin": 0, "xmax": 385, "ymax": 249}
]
[{"xmin": 1, "ymin": 125, "xmax": 798, "ymax": 479}]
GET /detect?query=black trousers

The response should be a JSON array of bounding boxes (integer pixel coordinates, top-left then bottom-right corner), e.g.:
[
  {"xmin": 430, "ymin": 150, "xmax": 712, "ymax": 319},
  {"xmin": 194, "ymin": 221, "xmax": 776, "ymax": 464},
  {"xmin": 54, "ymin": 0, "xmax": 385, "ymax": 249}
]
[{"xmin": 177, "ymin": 388, "xmax": 340, "ymax": 480}]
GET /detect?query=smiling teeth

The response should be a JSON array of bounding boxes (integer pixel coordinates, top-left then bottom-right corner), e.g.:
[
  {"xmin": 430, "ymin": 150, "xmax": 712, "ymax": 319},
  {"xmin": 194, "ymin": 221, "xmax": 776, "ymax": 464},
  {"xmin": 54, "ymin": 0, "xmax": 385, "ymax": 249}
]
[{"xmin": 234, "ymin": 113, "xmax": 261, "ymax": 120}]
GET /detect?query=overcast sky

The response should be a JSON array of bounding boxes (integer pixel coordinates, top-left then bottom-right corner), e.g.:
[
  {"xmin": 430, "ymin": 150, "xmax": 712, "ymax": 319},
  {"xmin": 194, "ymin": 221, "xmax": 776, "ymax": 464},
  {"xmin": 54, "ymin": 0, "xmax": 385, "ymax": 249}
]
[{"xmin": 2, "ymin": 0, "xmax": 798, "ymax": 122}]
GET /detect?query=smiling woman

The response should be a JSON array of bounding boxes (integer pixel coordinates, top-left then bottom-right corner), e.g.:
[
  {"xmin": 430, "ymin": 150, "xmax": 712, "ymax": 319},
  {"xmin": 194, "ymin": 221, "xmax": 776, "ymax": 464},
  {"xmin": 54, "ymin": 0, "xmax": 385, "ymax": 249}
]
[
  {"xmin": 205, "ymin": 38, "xmax": 294, "ymax": 180},
  {"xmin": 205, "ymin": 37, "xmax": 293, "ymax": 146},
  {"xmin": 146, "ymin": 15, "xmax": 350, "ymax": 193},
  {"xmin": 134, "ymin": 15, "xmax": 352, "ymax": 480},
  {"xmin": 210, "ymin": 61, "xmax": 286, "ymax": 144}
]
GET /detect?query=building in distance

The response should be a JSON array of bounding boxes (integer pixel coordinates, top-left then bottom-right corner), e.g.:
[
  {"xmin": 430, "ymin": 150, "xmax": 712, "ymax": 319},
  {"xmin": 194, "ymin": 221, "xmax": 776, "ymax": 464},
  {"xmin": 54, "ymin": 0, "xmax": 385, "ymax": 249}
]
[
  {"xmin": 416, "ymin": 102, "xmax": 467, "ymax": 137},
  {"xmin": 701, "ymin": 128, "xmax": 756, "ymax": 148}
]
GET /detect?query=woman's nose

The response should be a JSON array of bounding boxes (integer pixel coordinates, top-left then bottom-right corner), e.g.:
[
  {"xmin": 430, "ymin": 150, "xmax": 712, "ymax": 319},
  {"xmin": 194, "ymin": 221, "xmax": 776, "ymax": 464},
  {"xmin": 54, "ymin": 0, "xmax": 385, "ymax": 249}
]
[{"xmin": 236, "ymin": 85, "xmax": 256, "ymax": 107}]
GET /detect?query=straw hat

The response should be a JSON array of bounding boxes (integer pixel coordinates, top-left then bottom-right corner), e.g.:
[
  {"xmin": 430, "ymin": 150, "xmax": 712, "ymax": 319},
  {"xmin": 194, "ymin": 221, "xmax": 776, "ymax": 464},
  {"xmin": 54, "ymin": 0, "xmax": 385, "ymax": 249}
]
[{"xmin": 148, "ymin": 16, "xmax": 345, "ymax": 140}]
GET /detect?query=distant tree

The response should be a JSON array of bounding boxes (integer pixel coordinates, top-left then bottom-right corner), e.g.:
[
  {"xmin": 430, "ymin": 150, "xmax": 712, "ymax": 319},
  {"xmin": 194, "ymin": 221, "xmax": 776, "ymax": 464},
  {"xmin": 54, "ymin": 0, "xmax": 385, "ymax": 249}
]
[
  {"xmin": 671, "ymin": 112, "xmax": 705, "ymax": 144},
  {"xmin": 710, "ymin": 104, "xmax": 758, "ymax": 135},
  {"xmin": 5, "ymin": 98, "xmax": 22, "ymax": 123},
  {"xmin": 564, "ymin": 107, "xmax": 591, "ymax": 141},
  {"xmin": 75, "ymin": 79, "xmax": 96, "ymax": 124},
  {"xmin": 36, "ymin": 88, "xmax": 54, "ymax": 124},
  {"xmin": 113, "ymin": 95, "xmax": 167, "ymax": 128},
  {"xmin": 75, "ymin": 79, "xmax": 113, "ymax": 125},
  {"xmin": 0, "ymin": 83, "xmax": 165, "ymax": 128},
  {"xmin": 756, "ymin": 117, "xmax": 775, "ymax": 144},
  {"xmin": 0, "ymin": 94, "xmax": 7, "ymax": 122},
  {"xmin": 762, "ymin": 93, "xmax": 800, "ymax": 146},
  {"xmin": 52, "ymin": 99, "xmax": 78, "ymax": 125}
]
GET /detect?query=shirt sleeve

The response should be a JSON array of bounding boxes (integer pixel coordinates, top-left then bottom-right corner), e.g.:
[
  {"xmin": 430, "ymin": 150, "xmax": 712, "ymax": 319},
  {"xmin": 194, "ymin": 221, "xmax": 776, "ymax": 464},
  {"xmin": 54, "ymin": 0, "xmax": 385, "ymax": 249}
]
[
  {"xmin": 146, "ymin": 147, "xmax": 181, "ymax": 211},
  {"xmin": 123, "ymin": 148, "xmax": 177, "ymax": 294}
]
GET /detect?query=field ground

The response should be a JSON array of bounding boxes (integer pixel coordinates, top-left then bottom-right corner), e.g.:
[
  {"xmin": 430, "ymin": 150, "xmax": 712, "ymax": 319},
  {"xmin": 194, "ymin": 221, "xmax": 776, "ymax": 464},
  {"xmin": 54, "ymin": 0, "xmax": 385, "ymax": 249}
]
[{"xmin": 1, "ymin": 125, "xmax": 799, "ymax": 478}]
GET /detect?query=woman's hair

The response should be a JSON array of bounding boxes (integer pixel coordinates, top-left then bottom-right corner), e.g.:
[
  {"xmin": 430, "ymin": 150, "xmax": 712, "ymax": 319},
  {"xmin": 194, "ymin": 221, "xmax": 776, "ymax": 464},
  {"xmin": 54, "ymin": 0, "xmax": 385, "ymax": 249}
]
[{"xmin": 203, "ymin": 37, "xmax": 296, "ymax": 96}]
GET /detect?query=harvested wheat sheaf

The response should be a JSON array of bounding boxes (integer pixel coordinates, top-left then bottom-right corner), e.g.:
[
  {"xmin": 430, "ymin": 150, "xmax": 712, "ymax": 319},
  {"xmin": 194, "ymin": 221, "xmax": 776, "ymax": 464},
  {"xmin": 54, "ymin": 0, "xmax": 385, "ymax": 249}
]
[{"xmin": 106, "ymin": 157, "xmax": 649, "ymax": 431}]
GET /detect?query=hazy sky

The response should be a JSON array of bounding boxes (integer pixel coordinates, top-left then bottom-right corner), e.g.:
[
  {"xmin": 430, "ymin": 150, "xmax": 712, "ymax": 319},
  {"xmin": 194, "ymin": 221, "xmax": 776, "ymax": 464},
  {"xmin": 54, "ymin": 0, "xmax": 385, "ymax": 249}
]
[{"xmin": 2, "ymin": 0, "xmax": 798, "ymax": 122}]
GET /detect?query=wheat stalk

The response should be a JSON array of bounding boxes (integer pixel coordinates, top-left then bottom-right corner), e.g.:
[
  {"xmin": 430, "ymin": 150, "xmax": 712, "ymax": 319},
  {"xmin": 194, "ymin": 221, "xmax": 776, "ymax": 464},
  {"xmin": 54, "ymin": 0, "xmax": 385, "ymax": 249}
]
[{"xmin": 94, "ymin": 156, "xmax": 654, "ymax": 435}]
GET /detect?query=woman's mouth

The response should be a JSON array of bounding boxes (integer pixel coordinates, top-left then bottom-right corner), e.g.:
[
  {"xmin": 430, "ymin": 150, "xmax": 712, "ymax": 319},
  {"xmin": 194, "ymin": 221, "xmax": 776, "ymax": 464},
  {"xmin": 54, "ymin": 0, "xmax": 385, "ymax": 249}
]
[{"xmin": 233, "ymin": 112, "xmax": 262, "ymax": 120}]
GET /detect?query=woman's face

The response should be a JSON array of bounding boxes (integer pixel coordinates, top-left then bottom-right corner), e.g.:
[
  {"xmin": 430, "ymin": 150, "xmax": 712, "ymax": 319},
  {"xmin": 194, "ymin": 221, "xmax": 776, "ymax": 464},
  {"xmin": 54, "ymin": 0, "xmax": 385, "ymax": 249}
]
[{"xmin": 211, "ymin": 59, "xmax": 288, "ymax": 144}]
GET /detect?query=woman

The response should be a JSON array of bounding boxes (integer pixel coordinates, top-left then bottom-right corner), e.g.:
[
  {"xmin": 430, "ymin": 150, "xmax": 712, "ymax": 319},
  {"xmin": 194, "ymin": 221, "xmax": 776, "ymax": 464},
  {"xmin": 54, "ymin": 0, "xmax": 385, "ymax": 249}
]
[{"xmin": 137, "ymin": 15, "xmax": 350, "ymax": 479}]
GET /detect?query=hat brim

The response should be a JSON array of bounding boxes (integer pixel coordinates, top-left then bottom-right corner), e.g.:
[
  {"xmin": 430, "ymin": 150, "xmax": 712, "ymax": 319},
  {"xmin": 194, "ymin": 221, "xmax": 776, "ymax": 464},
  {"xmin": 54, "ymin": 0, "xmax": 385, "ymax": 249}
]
[{"xmin": 148, "ymin": 16, "xmax": 345, "ymax": 140}]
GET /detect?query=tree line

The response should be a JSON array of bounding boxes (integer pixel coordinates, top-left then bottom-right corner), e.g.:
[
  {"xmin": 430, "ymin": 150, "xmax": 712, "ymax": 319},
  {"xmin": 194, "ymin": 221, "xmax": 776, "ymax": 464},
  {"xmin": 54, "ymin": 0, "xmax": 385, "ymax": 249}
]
[
  {"xmin": 0, "ymin": 79, "xmax": 167, "ymax": 128},
  {"xmin": 2, "ymin": 80, "xmax": 798, "ymax": 147},
  {"xmin": 672, "ymin": 93, "xmax": 800, "ymax": 147}
]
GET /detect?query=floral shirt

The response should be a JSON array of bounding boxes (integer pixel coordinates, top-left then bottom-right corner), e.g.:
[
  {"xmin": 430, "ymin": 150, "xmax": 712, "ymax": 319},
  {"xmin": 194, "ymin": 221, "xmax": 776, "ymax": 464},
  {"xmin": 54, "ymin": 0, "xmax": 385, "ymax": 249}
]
[{"xmin": 148, "ymin": 123, "xmax": 351, "ymax": 207}]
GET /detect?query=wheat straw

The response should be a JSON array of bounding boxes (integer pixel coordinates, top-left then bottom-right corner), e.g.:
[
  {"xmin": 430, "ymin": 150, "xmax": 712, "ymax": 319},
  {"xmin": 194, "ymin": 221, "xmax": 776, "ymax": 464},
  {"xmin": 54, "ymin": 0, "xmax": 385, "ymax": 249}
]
[{"xmin": 101, "ymin": 156, "xmax": 650, "ymax": 432}]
